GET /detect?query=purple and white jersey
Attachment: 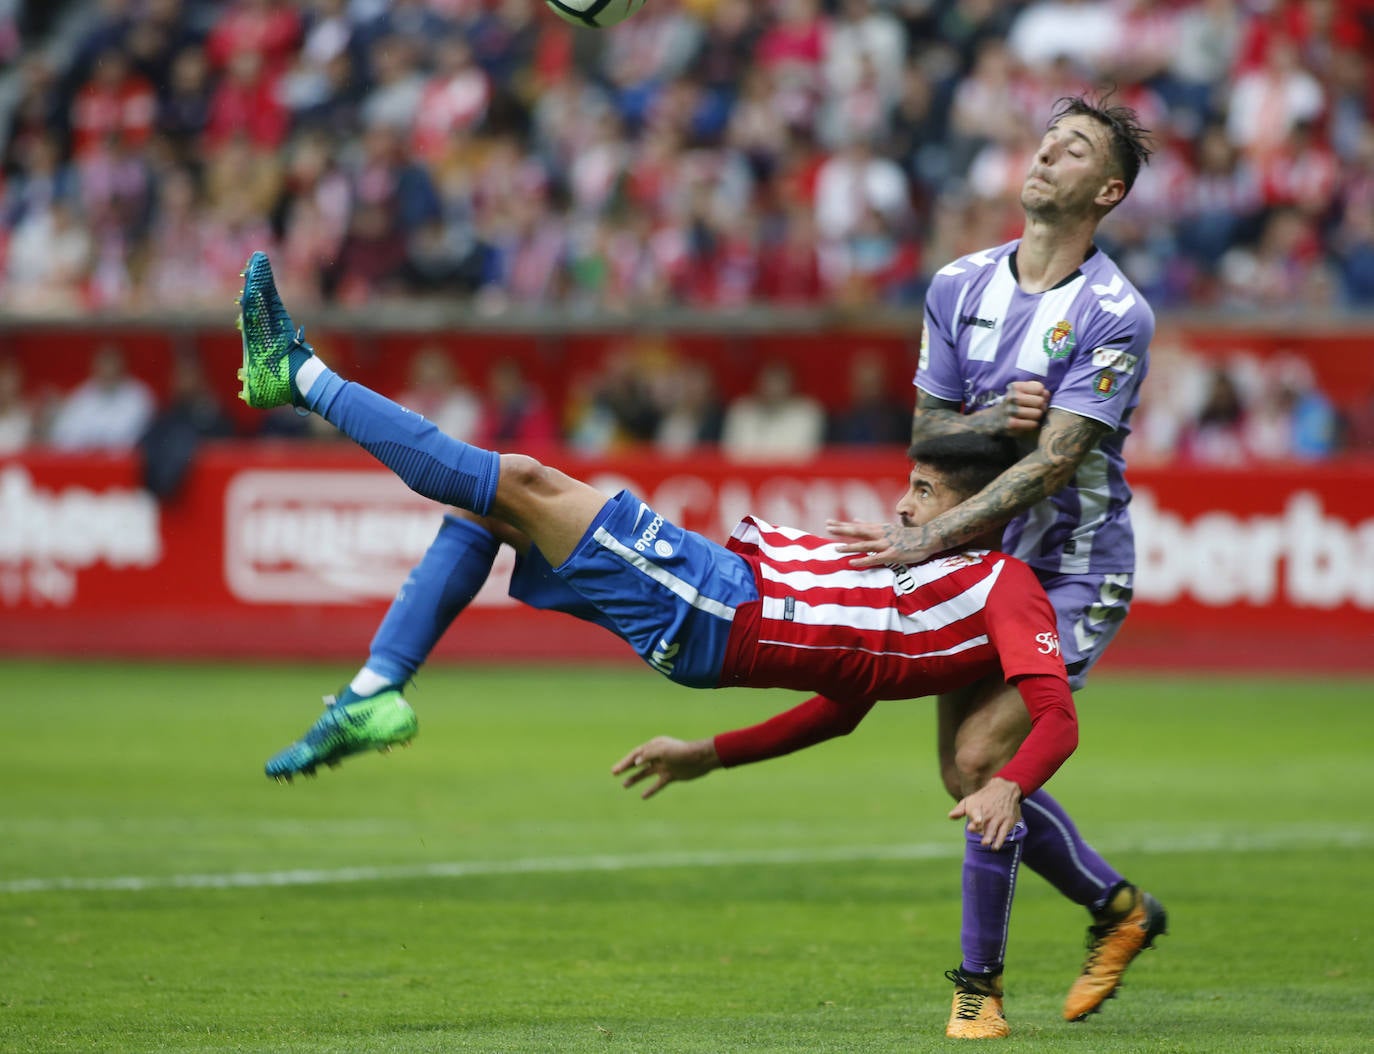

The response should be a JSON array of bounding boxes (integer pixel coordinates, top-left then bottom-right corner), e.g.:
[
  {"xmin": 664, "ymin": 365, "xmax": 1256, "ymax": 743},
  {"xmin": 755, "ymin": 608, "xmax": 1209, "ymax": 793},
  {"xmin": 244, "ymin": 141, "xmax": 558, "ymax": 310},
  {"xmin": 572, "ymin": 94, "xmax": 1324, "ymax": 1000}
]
[{"xmin": 916, "ymin": 239, "xmax": 1153, "ymax": 575}]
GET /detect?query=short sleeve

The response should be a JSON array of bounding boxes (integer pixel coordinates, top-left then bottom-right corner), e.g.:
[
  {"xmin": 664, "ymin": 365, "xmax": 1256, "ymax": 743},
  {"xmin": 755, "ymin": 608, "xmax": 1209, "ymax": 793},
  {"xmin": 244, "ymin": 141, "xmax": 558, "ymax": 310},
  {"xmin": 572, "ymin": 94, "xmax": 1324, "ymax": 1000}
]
[
  {"xmin": 914, "ymin": 286, "xmax": 964, "ymax": 403},
  {"xmin": 982, "ymin": 558, "xmax": 1070, "ymax": 683},
  {"xmin": 1049, "ymin": 306, "xmax": 1154, "ymax": 431}
]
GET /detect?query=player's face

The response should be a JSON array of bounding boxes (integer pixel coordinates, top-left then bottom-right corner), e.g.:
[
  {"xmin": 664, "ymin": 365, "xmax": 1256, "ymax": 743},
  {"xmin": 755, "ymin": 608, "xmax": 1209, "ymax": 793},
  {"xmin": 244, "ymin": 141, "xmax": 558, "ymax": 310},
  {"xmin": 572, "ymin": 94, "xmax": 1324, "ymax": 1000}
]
[
  {"xmin": 1021, "ymin": 115, "xmax": 1125, "ymax": 219},
  {"xmin": 896, "ymin": 462, "xmax": 968, "ymax": 528}
]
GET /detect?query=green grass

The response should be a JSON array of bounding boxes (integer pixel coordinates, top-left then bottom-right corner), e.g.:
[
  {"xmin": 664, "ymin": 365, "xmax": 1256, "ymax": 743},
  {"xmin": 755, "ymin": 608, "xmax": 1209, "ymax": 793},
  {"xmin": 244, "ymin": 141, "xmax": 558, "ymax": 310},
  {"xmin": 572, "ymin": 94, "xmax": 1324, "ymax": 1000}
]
[{"xmin": 2, "ymin": 661, "xmax": 1372, "ymax": 1053}]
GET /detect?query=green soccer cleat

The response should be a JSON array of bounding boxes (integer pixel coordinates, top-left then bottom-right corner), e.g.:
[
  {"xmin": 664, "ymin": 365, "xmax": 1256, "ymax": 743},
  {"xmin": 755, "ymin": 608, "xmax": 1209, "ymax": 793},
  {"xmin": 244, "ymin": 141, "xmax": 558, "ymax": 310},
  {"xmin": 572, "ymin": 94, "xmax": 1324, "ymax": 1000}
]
[
  {"xmin": 235, "ymin": 250, "xmax": 313, "ymax": 409},
  {"xmin": 265, "ymin": 691, "xmax": 418, "ymax": 782}
]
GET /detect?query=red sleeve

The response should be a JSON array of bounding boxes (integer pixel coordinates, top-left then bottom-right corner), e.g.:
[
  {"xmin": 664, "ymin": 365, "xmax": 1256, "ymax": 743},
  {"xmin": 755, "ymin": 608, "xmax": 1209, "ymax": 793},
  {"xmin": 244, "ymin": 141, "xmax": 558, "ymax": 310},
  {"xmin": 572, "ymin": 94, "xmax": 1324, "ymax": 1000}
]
[
  {"xmin": 982, "ymin": 558, "xmax": 1071, "ymax": 683},
  {"xmin": 713, "ymin": 695, "xmax": 876, "ymax": 768},
  {"xmin": 994, "ymin": 674, "xmax": 1079, "ymax": 796}
]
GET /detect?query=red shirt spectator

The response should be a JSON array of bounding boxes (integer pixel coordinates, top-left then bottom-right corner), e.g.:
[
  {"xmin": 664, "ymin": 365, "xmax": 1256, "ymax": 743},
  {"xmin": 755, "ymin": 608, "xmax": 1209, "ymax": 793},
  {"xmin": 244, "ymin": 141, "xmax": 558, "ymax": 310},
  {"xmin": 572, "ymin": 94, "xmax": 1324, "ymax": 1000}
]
[
  {"xmin": 205, "ymin": 0, "xmax": 302, "ymax": 78},
  {"xmin": 205, "ymin": 51, "xmax": 290, "ymax": 152},
  {"xmin": 70, "ymin": 50, "xmax": 156, "ymax": 159}
]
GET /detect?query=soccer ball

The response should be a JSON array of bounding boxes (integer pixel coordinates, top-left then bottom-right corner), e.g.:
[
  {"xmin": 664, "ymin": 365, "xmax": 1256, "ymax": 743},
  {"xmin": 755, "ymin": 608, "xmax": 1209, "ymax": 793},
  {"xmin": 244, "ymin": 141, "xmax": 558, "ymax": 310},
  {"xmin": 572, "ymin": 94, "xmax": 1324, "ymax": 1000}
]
[{"xmin": 545, "ymin": 0, "xmax": 646, "ymax": 28}]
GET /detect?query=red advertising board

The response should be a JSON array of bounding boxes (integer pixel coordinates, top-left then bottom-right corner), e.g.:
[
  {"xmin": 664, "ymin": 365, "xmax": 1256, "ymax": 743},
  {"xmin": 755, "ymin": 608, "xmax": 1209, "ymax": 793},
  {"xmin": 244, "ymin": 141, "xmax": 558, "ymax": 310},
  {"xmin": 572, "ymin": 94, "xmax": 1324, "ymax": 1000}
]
[{"xmin": 3, "ymin": 444, "xmax": 1372, "ymax": 671}]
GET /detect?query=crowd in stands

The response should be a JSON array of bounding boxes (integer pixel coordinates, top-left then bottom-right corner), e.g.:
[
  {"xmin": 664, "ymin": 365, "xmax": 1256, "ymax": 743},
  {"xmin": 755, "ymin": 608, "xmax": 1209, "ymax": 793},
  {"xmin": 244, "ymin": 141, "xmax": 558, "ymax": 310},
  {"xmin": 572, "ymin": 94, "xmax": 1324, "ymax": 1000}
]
[
  {"xmin": 0, "ymin": 334, "xmax": 1368, "ymax": 475},
  {"xmin": 0, "ymin": 0, "xmax": 1372, "ymax": 315}
]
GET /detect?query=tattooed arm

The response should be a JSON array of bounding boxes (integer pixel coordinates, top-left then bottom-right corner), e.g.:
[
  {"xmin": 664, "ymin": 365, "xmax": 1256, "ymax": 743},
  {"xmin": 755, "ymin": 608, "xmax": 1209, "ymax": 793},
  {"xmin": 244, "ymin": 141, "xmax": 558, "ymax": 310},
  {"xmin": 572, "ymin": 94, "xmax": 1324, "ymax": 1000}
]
[
  {"xmin": 832, "ymin": 409, "xmax": 1113, "ymax": 567},
  {"xmin": 910, "ymin": 383, "xmax": 1051, "ymax": 444}
]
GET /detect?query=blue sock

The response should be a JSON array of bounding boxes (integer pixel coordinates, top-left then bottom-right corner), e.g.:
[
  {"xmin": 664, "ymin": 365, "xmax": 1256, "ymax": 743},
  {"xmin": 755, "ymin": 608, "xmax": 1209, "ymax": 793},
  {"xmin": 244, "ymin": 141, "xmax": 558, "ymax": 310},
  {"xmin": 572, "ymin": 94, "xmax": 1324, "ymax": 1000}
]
[
  {"xmin": 305, "ymin": 369, "xmax": 500, "ymax": 515},
  {"xmin": 362, "ymin": 515, "xmax": 500, "ymax": 688}
]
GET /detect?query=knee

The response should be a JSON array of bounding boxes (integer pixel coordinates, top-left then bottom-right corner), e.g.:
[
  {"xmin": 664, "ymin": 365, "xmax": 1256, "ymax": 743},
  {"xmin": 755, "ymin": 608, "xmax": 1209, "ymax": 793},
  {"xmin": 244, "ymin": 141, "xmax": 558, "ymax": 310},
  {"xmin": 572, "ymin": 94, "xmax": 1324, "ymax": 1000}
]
[
  {"xmin": 497, "ymin": 452, "xmax": 548, "ymax": 491},
  {"xmin": 952, "ymin": 736, "xmax": 1012, "ymax": 794}
]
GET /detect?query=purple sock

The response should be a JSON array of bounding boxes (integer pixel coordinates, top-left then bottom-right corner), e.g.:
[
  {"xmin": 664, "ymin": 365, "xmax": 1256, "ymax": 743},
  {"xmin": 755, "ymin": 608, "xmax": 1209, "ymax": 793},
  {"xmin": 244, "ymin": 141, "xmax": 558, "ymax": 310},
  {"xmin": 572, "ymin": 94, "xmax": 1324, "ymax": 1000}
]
[
  {"xmin": 1021, "ymin": 790, "xmax": 1123, "ymax": 913},
  {"xmin": 960, "ymin": 820, "xmax": 1025, "ymax": 975}
]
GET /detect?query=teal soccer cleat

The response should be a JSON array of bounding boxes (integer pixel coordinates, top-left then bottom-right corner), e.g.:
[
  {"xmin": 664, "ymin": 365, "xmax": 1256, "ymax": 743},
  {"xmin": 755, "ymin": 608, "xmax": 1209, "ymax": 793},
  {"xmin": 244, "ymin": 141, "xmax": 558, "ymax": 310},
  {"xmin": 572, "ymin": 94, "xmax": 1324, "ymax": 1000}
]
[
  {"xmin": 235, "ymin": 250, "xmax": 313, "ymax": 409},
  {"xmin": 265, "ymin": 691, "xmax": 419, "ymax": 781}
]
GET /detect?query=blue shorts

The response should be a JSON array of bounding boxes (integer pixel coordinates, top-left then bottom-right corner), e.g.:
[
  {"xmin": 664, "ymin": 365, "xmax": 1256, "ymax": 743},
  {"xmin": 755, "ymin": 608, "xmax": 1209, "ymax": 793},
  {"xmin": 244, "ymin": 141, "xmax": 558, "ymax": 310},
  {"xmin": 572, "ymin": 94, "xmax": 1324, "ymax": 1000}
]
[
  {"xmin": 511, "ymin": 490, "xmax": 759, "ymax": 688},
  {"xmin": 1036, "ymin": 570, "xmax": 1133, "ymax": 691}
]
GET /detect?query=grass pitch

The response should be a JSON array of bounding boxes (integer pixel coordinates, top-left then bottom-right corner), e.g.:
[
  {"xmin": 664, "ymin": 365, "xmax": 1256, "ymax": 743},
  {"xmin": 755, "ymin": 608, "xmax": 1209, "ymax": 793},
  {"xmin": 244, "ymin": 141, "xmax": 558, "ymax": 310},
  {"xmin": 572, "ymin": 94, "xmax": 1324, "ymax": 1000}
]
[{"xmin": 2, "ymin": 660, "xmax": 1372, "ymax": 1053}]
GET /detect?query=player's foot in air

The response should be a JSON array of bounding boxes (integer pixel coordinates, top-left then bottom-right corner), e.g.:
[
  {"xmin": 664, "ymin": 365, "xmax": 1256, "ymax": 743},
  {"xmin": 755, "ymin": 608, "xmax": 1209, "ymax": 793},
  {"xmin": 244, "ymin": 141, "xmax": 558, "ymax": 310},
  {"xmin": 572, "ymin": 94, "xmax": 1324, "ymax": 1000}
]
[
  {"xmin": 235, "ymin": 250, "xmax": 314, "ymax": 409},
  {"xmin": 944, "ymin": 967, "xmax": 1009, "ymax": 1039},
  {"xmin": 1063, "ymin": 883, "xmax": 1168, "ymax": 1021},
  {"xmin": 264, "ymin": 690, "xmax": 418, "ymax": 781}
]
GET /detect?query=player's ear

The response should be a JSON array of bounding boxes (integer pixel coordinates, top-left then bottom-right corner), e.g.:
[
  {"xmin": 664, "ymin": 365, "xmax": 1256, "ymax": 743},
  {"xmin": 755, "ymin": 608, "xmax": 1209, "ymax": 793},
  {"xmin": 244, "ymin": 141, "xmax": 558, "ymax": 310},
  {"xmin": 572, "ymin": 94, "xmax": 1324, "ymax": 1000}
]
[{"xmin": 1096, "ymin": 176, "xmax": 1126, "ymax": 210}]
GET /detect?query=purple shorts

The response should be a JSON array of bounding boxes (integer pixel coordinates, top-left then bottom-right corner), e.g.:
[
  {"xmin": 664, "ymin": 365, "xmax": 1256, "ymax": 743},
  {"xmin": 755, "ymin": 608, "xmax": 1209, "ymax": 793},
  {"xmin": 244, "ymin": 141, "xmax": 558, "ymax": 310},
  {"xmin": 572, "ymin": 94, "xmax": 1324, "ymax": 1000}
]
[{"xmin": 1035, "ymin": 571, "xmax": 1134, "ymax": 691}]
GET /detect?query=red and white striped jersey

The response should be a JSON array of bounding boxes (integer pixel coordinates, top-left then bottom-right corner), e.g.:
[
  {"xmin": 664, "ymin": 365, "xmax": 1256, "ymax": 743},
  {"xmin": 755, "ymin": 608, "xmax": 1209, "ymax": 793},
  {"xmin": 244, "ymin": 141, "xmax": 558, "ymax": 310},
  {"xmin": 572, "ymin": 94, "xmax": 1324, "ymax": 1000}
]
[{"xmin": 719, "ymin": 517, "xmax": 1067, "ymax": 701}]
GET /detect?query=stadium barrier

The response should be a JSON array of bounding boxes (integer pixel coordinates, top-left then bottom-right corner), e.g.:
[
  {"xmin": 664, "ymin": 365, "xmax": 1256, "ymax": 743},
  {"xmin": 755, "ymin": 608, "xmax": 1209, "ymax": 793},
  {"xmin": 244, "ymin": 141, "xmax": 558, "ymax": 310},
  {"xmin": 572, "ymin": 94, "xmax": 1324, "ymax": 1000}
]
[{"xmin": 3, "ymin": 445, "xmax": 1372, "ymax": 672}]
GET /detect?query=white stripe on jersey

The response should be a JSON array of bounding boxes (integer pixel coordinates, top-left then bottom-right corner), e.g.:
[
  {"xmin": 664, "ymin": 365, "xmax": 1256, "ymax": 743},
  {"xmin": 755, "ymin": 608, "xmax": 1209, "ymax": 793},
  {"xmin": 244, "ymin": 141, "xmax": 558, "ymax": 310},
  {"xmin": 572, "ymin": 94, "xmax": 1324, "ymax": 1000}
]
[
  {"xmin": 967, "ymin": 263, "xmax": 1019, "ymax": 362},
  {"xmin": 757, "ymin": 549, "xmax": 990, "ymax": 594},
  {"xmin": 593, "ymin": 526, "xmax": 738, "ymax": 619},
  {"xmin": 1015, "ymin": 275, "xmax": 1087, "ymax": 376},
  {"xmin": 760, "ymin": 561, "xmax": 1002, "ymax": 636},
  {"xmin": 1063, "ymin": 448, "xmax": 1111, "ymax": 573},
  {"xmin": 753, "ymin": 634, "xmax": 992, "ymax": 662}
]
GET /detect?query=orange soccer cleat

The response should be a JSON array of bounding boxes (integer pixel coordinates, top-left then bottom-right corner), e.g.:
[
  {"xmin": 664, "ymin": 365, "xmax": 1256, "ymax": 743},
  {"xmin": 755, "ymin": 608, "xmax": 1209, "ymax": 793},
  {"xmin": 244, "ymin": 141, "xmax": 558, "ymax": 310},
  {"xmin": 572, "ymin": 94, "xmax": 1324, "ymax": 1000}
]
[
  {"xmin": 1063, "ymin": 883, "xmax": 1168, "ymax": 1021},
  {"xmin": 944, "ymin": 967, "xmax": 1009, "ymax": 1039}
]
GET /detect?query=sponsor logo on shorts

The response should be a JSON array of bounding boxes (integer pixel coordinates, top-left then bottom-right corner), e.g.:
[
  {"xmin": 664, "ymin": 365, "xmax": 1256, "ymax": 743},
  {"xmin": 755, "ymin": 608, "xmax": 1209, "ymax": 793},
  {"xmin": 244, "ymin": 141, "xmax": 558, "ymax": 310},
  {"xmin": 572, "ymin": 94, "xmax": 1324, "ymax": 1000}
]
[
  {"xmin": 653, "ymin": 539, "xmax": 673, "ymax": 558},
  {"xmin": 633, "ymin": 509, "xmax": 666, "ymax": 553}
]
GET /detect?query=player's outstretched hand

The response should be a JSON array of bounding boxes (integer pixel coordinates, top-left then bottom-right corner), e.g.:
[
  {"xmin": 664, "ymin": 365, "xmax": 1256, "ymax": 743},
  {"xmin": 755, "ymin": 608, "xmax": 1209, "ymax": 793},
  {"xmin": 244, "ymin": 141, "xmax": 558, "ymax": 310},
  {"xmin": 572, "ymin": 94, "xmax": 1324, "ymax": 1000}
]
[
  {"xmin": 998, "ymin": 380, "xmax": 1050, "ymax": 434},
  {"xmin": 827, "ymin": 520, "xmax": 938, "ymax": 568},
  {"xmin": 949, "ymin": 777, "xmax": 1023, "ymax": 850},
  {"xmin": 612, "ymin": 736, "xmax": 721, "ymax": 799}
]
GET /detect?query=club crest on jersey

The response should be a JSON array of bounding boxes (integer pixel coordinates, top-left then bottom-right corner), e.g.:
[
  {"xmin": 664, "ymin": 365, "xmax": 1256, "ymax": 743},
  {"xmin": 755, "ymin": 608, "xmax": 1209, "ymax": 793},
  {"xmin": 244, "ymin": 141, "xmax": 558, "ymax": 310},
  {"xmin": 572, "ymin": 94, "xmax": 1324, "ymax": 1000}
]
[
  {"xmin": 1093, "ymin": 369, "xmax": 1119, "ymax": 398},
  {"xmin": 1043, "ymin": 320, "xmax": 1076, "ymax": 359}
]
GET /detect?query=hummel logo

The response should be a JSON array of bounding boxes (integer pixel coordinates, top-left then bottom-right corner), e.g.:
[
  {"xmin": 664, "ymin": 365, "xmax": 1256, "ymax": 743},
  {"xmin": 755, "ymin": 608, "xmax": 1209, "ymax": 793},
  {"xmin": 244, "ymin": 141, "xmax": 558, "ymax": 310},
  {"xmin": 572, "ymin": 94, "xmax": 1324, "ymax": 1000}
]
[{"xmin": 959, "ymin": 314, "xmax": 997, "ymax": 329}]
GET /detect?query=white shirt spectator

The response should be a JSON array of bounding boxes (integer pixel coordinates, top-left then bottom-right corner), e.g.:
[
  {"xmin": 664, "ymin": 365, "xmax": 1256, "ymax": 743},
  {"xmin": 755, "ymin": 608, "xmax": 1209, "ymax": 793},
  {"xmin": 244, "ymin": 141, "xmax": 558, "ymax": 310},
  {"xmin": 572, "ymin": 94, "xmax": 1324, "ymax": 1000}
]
[{"xmin": 47, "ymin": 347, "xmax": 154, "ymax": 452}]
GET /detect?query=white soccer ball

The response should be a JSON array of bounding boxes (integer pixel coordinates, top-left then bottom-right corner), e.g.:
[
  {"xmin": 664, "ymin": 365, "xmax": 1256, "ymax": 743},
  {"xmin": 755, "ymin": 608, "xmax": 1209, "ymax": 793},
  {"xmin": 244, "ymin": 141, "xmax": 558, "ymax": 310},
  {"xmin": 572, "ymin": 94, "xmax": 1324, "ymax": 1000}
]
[{"xmin": 545, "ymin": 0, "xmax": 646, "ymax": 28}]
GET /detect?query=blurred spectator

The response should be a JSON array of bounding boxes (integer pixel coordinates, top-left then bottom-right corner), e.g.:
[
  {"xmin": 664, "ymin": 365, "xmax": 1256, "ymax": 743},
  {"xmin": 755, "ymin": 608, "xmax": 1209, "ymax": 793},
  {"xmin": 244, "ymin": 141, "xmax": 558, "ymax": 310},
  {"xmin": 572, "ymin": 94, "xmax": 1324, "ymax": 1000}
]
[
  {"xmin": 1218, "ymin": 207, "xmax": 1337, "ymax": 311},
  {"xmin": 205, "ymin": 50, "xmax": 291, "ymax": 151},
  {"xmin": 4, "ymin": 199, "xmax": 92, "ymax": 312},
  {"xmin": 70, "ymin": 49, "xmax": 157, "ymax": 161},
  {"xmin": 205, "ymin": 0, "xmax": 302, "ymax": 79},
  {"xmin": 826, "ymin": 351, "xmax": 910, "ymax": 445},
  {"xmin": 813, "ymin": 133, "xmax": 911, "ymax": 246},
  {"xmin": 475, "ymin": 359, "xmax": 559, "ymax": 447},
  {"xmin": 1007, "ymin": 0, "xmax": 1120, "ymax": 76},
  {"xmin": 394, "ymin": 345, "xmax": 481, "ymax": 441},
  {"xmin": 157, "ymin": 46, "xmax": 214, "ymax": 158},
  {"xmin": 3, "ymin": 57, "xmax": 67, "ymax": 176},
  {"xmin": 47, "ymin": 344, "xmax": 155, "ymax": 452},
  {"xmin": 721, "ymin": 359, "xmax": 824, "ymax": 461},
  {"xmin": 1179, "ymin": 364, "xmax": 1248, "ymax": 465},
  {"xmin": 139, "ymin": 352, "xmax": 236, "ymax": 498},
  {"xmin": 655, "ymin": 359, "xmax": 724, "ymax": 455},
  {"xmin": 1225, "ymin": 34, "xmax": 1324, "ymax": 163},
  {"xmin": 0, "ymin": 357, "xmax": 34, "ymax": 453},
  {"xmin": 360, "ymin": 35, "xmax": 427, "ymax": 132},
  {"xmin": 412, "ymin": 36, "xmax": 491, "ymax": 163},
  {"xmin": 1244, "ymin": 355, "xmax": 1339, "ymax": 461}
]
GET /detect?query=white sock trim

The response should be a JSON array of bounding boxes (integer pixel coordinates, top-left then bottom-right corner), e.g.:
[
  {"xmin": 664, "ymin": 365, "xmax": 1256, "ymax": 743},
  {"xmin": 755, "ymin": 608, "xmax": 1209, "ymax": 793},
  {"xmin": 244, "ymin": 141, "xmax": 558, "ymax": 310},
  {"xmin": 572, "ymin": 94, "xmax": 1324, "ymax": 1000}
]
[
  {"xmin": 295, "ymin": 356, "xmax": 327, "ymax": 398},
  {"xmin": 350, "ymin": 667, "xmax": 394, "ymax": 697}
]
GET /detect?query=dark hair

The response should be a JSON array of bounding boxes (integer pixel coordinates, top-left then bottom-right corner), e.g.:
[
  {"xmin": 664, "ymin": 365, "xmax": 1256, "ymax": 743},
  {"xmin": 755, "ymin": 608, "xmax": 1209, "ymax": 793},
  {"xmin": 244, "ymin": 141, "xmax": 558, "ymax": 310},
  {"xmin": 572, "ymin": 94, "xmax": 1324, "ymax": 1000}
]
[
  {"xmin": 1049, "ymin": 93, "xmax": 1154, "ymax": 196},
  {"xmin": 906, "ymin": 433, "xmax": 1020, "ymax": 498}
]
